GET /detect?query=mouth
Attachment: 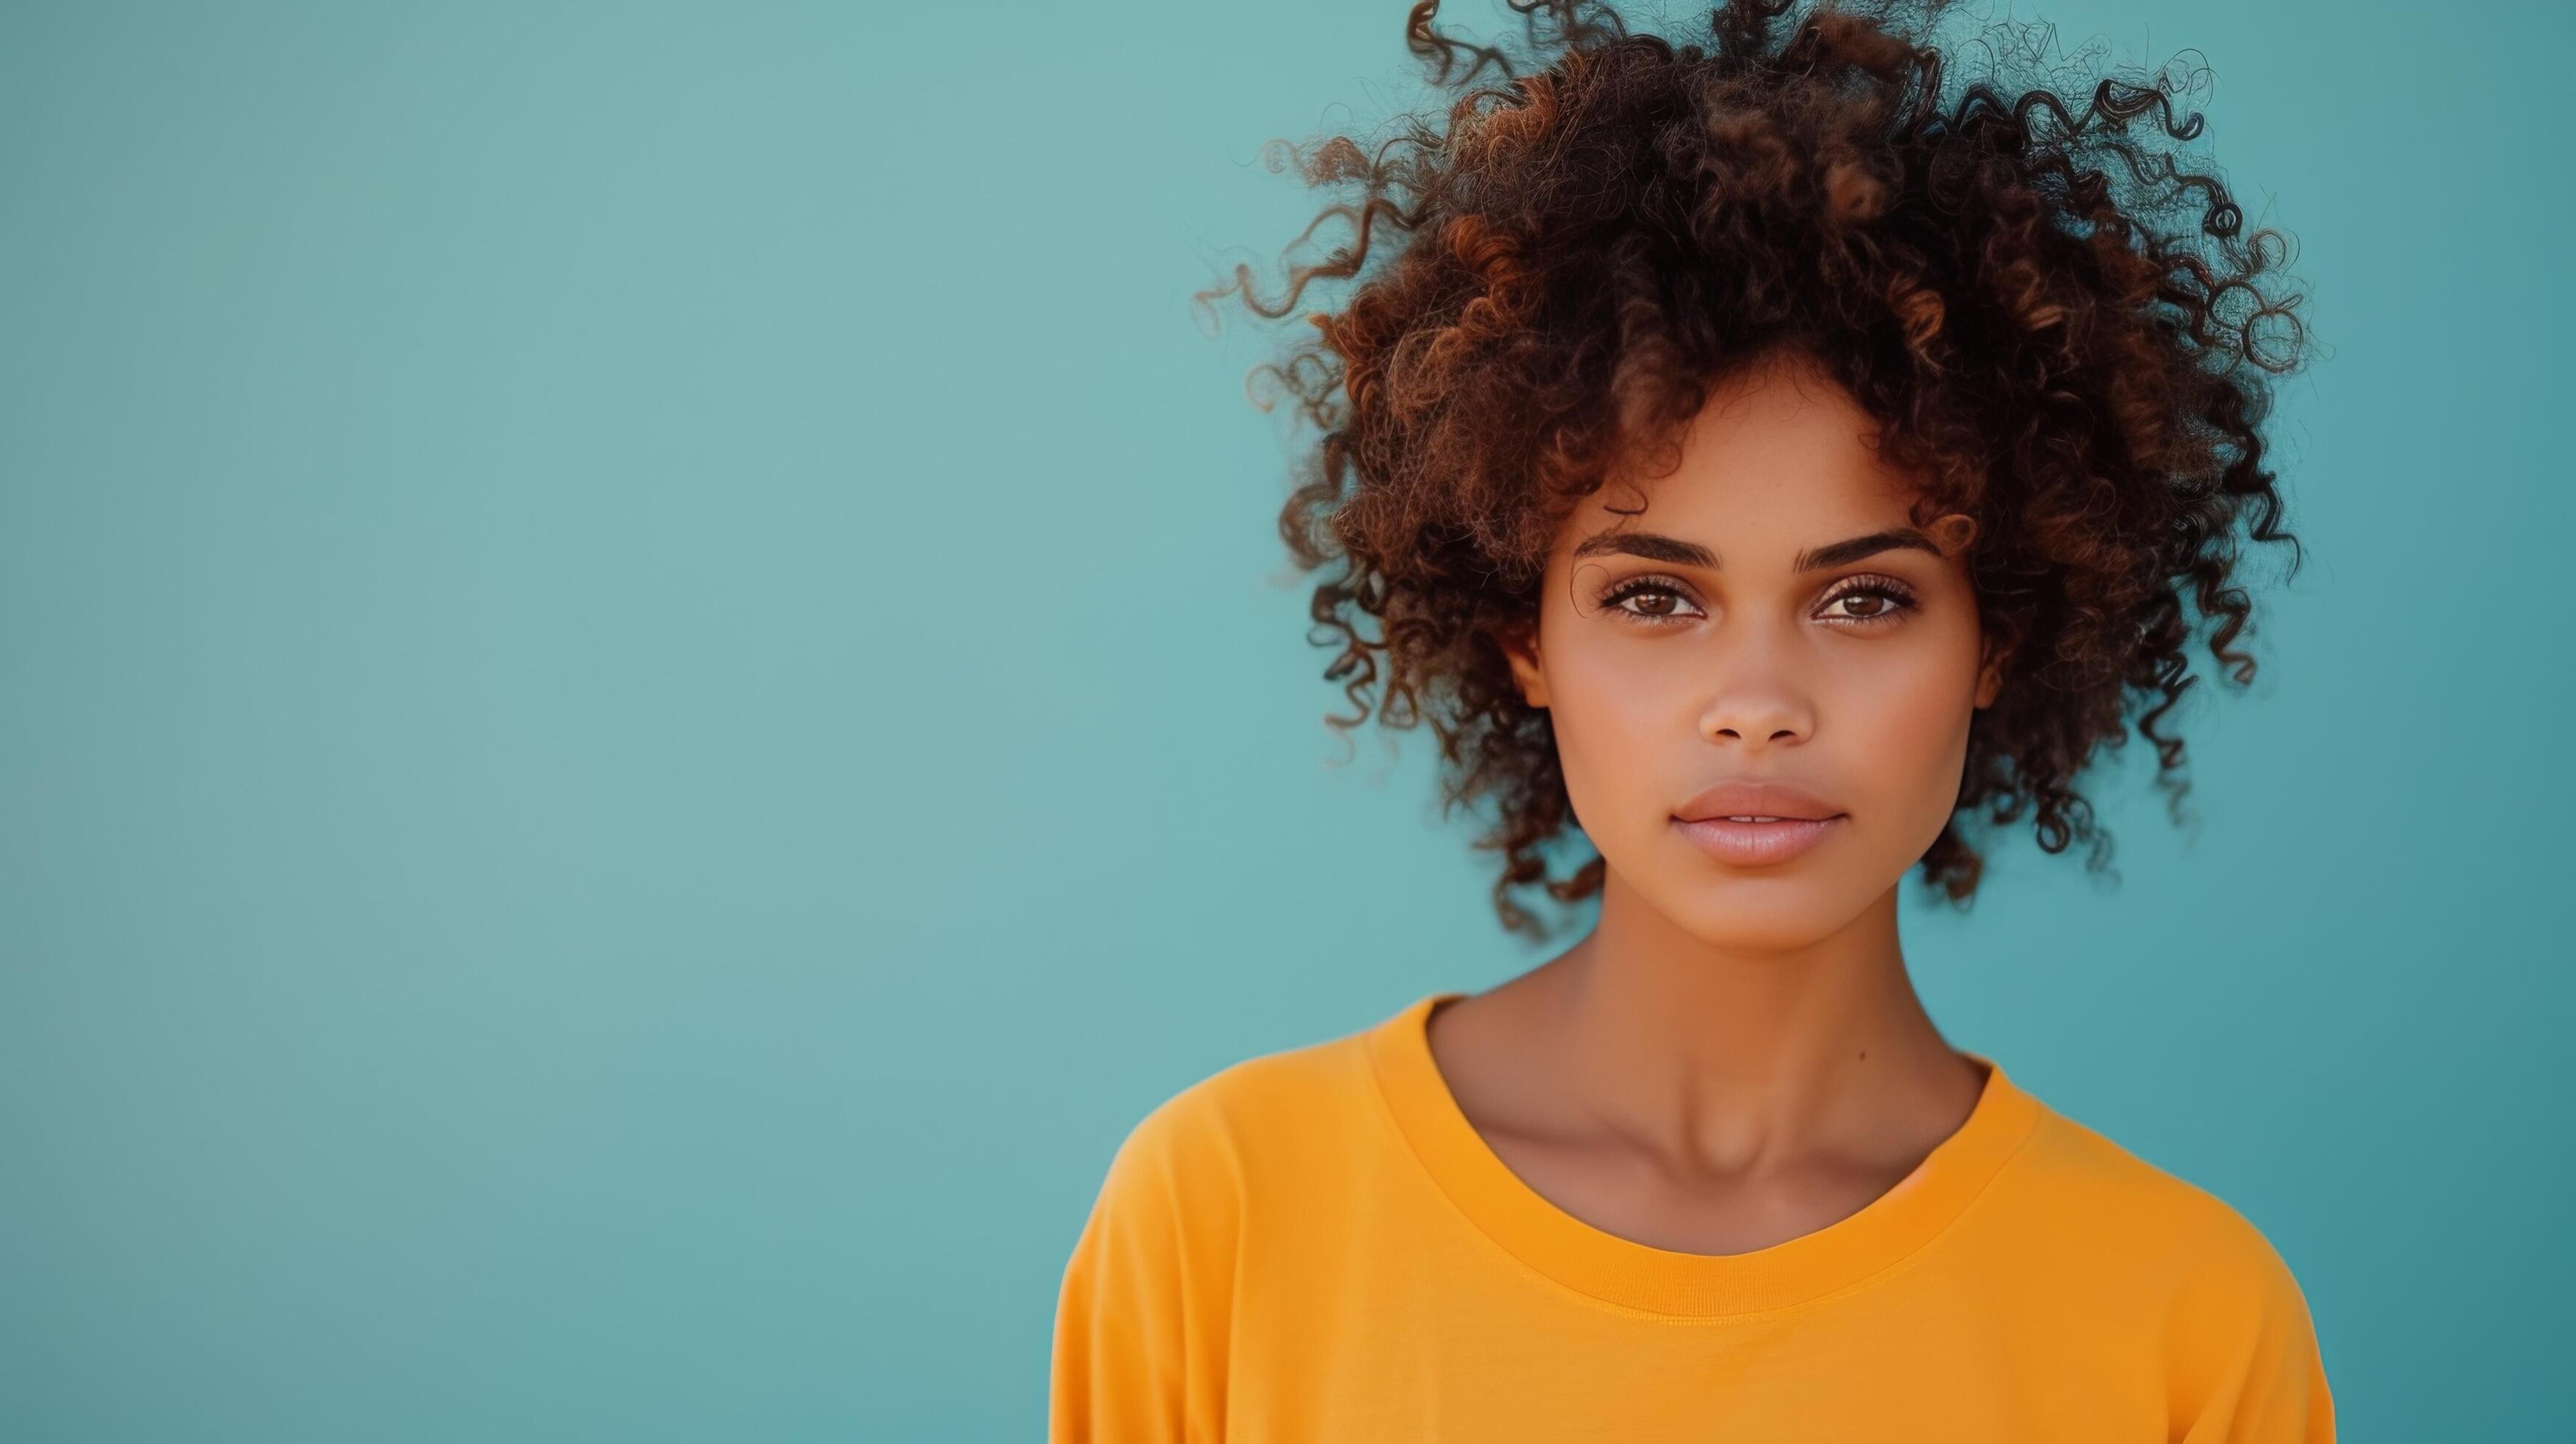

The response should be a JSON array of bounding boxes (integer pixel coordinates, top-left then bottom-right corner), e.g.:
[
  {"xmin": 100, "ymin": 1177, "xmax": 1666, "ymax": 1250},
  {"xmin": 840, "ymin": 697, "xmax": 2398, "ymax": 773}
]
[{"xmin": 1670, "ymin": 813, "xmax": 1847, "ymax": 866}]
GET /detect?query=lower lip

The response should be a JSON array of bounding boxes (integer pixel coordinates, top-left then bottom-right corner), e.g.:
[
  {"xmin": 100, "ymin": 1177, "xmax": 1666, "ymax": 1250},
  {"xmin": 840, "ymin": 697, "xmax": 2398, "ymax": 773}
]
[{"xmin": 1671, "ymin": 815, "xmax": 1846, "ymax": 866}]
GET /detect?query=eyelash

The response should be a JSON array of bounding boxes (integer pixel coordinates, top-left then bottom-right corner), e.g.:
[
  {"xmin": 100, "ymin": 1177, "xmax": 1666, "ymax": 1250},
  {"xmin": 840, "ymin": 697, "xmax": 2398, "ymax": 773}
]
[{"xmin": 1595, "ymin": 573, "xmax": 1922, "ymax": 629}]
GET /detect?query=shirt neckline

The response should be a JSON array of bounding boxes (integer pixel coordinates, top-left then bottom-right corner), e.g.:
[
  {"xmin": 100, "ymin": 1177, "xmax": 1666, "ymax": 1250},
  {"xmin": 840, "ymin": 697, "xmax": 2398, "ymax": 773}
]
[{"xmin": 1363, "ymin": 989, "xmax": 2044, "ymax": 1317}]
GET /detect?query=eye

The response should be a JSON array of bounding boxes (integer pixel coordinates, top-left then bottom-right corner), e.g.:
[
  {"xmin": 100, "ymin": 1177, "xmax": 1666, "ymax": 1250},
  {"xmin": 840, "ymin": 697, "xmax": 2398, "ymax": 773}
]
[
  {"xmin": 1816, "ymin": 575, "xmax": 1920, "ymax": 626},
  {"xmin": 1596, "ymin": 575, "xmax": 1705, "ymax": 627},
  {"xmin": 1593, "ymin": 573, "xmax": 1924, "ymax": 630}
]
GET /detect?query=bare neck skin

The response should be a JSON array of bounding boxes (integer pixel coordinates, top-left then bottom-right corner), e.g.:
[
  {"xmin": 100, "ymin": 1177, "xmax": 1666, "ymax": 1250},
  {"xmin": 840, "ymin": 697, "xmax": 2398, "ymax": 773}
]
[{"xmin": 1428, "ymin": 869, "xmax": 1987, "ymax": 1254}]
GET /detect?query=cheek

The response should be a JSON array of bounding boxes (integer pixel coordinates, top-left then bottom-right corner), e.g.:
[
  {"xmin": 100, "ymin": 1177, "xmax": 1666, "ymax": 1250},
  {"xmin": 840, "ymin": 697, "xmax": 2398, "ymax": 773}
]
[
  {"xmin": 1532, "ymin": 626, "xmax": 1677, "ymax": 819},
  {"xmin": 1837, "ymin": 638, "xmax": 1983, "ymax": 808},
  {"xmin": 1551, "ymin": 647, "xmax": 1670, "ymax": 734}
]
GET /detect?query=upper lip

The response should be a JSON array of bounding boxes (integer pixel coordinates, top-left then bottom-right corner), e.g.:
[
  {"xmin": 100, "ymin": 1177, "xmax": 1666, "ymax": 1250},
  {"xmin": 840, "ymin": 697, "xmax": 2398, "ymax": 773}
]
[{"xmin": 1673, "ymin": 779, "xmax": 1845, "ymax": 823}]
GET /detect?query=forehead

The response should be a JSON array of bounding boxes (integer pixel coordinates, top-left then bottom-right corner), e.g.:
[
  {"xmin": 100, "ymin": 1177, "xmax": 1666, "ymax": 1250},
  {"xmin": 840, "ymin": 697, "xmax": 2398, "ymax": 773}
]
[{"xmin": 1564, "ymin": 355, "xmax": 1923, "ymax": 556}]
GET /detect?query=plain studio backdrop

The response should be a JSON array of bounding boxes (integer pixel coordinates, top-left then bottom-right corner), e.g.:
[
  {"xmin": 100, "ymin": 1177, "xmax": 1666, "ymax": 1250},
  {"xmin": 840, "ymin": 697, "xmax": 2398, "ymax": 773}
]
[{"xmin": 1, "ymin": 1, "xmax": 2564, "ymax": 1438}]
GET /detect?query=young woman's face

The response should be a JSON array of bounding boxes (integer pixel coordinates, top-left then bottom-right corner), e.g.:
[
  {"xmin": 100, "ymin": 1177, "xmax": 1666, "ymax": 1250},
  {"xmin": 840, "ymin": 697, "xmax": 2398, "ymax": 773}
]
[{"xmin": 1502, "ymin": 351, "xmax": 2003, "ymax": 950}]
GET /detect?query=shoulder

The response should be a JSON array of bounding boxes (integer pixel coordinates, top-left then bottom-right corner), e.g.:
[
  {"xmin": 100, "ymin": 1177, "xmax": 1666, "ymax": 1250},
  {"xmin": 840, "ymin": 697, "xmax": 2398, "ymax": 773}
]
[
  {"xmin": 1053, "ymin": 1025, "xmax": 1378, "ymax": 1440},
  {"xmin": 2005, "ymin": 1100, "xmax": 2311, "ymax": 1291},
  {"xmin": 1997, "ymin": 1091, "xmax": 2330, "ymax": 1420},
  {"xmin": 1084, "ymin": 1012, "xmax": 1382, "ymax": 1220}
]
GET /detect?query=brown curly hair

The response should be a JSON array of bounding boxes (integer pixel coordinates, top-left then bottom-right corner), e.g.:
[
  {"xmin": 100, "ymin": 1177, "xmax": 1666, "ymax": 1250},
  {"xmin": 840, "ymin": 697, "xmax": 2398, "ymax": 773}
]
[{"xmin": 1193, "ymin": 0, "xmax": 2312, "ymax": 941}]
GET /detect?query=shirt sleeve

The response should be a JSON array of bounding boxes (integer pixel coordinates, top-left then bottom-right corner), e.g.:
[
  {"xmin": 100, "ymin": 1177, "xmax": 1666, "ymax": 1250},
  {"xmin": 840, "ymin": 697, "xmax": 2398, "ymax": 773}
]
[
  {"xmin": 2167, "ymin": 1216, "xmax": 2337, "ymax": 1443},
  {"xmin": 1047, "ymin": 1091, "xmax": 1239, "ymax": 1443}
]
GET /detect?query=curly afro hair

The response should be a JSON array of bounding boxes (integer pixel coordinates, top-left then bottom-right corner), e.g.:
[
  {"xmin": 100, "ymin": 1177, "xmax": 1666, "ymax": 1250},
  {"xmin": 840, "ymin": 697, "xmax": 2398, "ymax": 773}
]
[{"xmin": 1193, "ymin": 0, "xmax": 2313, "ymax": 941}]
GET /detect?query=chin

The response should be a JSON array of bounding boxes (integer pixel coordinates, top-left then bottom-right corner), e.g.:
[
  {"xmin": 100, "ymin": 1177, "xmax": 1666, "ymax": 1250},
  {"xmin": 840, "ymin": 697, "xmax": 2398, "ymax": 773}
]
[{"xmin": 1645, "ymin": 875, "xmax": 1867, "ymax": 953}]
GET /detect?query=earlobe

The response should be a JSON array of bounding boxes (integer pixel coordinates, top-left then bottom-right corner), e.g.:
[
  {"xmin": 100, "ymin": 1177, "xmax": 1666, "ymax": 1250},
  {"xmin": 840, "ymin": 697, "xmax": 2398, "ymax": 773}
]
[
  {"xmin": 1973, "ymin": 639, "xmax": 2008, "ymax": 709},
  {"xmin": 1501, "ymin": 623, "xmax": 1548, "ymax": 709}
]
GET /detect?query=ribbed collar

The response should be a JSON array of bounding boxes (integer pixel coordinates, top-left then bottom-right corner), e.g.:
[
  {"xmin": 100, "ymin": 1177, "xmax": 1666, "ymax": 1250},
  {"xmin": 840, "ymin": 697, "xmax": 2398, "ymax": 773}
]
[{"xmin": 1363, "ymin": 990, "xmax": 2043, "ymax": 1317}]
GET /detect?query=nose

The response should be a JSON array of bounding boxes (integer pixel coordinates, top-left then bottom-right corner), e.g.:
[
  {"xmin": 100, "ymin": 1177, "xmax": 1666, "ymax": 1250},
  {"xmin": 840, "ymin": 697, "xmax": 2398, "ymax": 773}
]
[
  {"xmin": 1700, "ymin": 700, "xmax": 1809, "ymax": 748},
  {"xmin": 1695, "ymin": 637, "xmax": 1814, "ymax": 749}
]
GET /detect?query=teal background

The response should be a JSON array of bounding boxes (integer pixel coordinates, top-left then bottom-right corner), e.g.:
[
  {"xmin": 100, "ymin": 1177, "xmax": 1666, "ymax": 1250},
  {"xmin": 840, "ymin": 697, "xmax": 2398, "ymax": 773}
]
[{"xmin": 2, "ymin": 1, "xmax": 2563, "ymax": 1437}]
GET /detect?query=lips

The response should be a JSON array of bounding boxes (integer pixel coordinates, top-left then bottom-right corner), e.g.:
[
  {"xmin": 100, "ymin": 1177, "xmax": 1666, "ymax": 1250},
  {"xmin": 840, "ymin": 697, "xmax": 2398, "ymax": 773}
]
[
  {"xmin": 1672, "ymin": 779, "xmax": 1845, "ymax": 824},
  {"xmin": 1671, "ymin": 779, "xmax": 1847, "ymax": 867},
  {"xmin": 1673, "ymin": 815, "xmax": 1843, "ymax": 866}
]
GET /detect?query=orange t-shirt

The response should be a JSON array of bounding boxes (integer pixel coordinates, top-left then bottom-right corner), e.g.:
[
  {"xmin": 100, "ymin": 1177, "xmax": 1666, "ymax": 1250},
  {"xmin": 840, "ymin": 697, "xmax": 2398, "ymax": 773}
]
[{"xmin": 1050, "ymin": 992, "xmax": 2334, "ymax": 1441}]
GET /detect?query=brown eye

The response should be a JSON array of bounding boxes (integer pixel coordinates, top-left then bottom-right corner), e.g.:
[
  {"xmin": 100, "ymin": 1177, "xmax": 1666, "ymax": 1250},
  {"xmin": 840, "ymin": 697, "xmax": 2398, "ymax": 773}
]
[
  {"xmin": 1818, "ymin": 578, "xmax": 1920, "ymax": 625},
  {"xmin": 1597, "ymin": 576, "xmax": 1705, "ymax": 626}
]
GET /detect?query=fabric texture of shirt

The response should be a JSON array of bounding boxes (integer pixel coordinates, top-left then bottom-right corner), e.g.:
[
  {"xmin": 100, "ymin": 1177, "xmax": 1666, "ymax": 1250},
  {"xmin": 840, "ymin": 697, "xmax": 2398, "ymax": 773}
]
[{"xmin": 1050, "ymin": 991, "xmax": 2334, "ymax": 1441}]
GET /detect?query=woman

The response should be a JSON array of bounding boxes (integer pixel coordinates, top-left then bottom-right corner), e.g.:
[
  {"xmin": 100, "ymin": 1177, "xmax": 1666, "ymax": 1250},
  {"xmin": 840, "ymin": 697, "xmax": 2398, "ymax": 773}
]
[{"xmin": 1053, "ymin": 1, "xmax": 2330, "ymax": 1437}]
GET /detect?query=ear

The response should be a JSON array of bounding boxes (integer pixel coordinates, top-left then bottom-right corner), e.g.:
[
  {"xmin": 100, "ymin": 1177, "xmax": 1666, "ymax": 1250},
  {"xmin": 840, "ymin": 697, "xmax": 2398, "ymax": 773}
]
[
  {"xmin": 1498, "ymin": 618, "xmax": 1549, "ymax": 709},
  {"xmin": 1973, "ymin": 634, "xmax": 2008, "ymax": 710}
]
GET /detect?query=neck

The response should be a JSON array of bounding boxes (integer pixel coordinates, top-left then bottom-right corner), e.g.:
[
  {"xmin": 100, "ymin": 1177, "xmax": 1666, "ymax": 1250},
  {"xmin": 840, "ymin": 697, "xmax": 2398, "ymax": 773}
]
[{"xmin": 1514, "ymin": 869, "xmax": 1979, "ymax": 1174}]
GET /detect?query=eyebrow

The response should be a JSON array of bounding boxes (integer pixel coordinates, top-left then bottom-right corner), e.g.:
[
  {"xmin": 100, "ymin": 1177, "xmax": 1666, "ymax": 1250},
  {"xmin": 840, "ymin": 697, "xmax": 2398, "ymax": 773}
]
[{"xmin": 1570, "ymin": 526, "xmax": 1944, "ymax": 572}]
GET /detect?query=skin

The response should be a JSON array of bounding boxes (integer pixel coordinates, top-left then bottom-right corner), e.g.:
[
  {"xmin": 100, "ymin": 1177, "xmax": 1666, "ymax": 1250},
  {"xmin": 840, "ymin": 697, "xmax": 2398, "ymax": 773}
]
[{"xmin": 1430, "ymin": 346, "xmax": 2013, "ymax": 1256}]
